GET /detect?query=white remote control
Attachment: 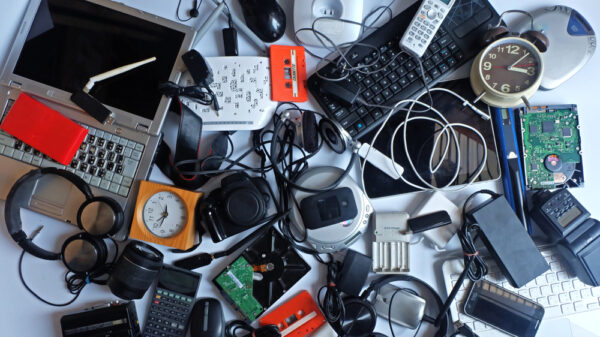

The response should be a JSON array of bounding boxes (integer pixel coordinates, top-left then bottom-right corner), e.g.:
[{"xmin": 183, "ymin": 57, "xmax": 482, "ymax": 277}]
[{"xmin": 399, "ymin": 0, "xmax": 455, "ymax": 58}]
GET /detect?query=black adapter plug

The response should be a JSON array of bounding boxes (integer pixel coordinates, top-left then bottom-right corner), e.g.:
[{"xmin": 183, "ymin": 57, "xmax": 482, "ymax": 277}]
[{"xmin": 337, "ymin": 250, "xmax": 372, "ymax": 297}]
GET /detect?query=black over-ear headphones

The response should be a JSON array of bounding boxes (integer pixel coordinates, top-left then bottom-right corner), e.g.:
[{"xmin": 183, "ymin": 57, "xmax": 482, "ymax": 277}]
[
  {"xmin": 5, "ymin": 167, "xmax": 124, "ymax": 273},
  {"xmin": 482, "ymin": 10, "xmax": 549, "ymax": 52},
  {"xmin": 339, "ymin": 275, "xmax": 449, "ymax": 337}
]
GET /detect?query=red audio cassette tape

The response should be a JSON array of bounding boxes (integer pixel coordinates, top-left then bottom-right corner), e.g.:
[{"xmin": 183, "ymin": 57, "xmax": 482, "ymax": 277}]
[
  {"xmin": 270, "ymin": 45, "xmax": 307, "ymax": 102},
  {"xmin": 259, "ymin": 291, "xmax": 325, "ymax": 337}
]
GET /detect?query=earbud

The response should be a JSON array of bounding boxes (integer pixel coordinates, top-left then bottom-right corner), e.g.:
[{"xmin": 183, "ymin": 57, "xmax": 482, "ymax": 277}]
[{"xmin": 189, "ymin": 0, "xmax": 199, "ymax": 17}]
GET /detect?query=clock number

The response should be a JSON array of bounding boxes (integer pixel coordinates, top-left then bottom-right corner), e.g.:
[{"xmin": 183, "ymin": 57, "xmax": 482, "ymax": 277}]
[
  {"xmin": 497, "ymin": 46, "xmax": 504, "ymax": 53},
  {"xmin": 483, "ymin": 61, "xmax": 492, "ymax": 71},
  {"xmin": 516, "ymin": 85, "xmax": 521, "ymax": 91},
  {"xmin": 527, "ymin": 67, "xmax": 536, "ymax": 76},
  {"xmin": 501, "ymin": 84, "xmax": 511, "ymax": 93},
  {"xmin": 488, "ymin": 53, "xmax": 497, "ymax": 59},
  {"xmin": 492, "ymin": 82, "xmax": 498, "ymax": 89},
  {"xmin": 485, "ymin": 74, "xmax": 491, "ymax": 81},
  {"xmin": 507, "ymin": 45, "xmax": 520, "ymax": 55}
]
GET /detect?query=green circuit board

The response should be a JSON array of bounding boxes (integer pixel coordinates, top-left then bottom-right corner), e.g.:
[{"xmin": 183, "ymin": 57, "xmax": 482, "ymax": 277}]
[
  {"xmin": 214, "ymin": 256, "xmax": 263, "ymax": 321},
  {"xmin": 520, "ymin": 105, "xmax": 583, "ymax": 189}
]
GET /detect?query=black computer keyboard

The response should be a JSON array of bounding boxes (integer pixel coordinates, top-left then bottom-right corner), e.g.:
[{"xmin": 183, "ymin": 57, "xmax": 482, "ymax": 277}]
[{"xmin": 308, "ymin": 0, "xmax": 499, "ymax": 140}]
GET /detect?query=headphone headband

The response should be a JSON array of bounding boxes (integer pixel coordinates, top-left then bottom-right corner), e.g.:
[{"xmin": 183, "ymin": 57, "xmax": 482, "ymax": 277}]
[{"xmin": 4, "ymin": 168, "xmax": 117, "ymax": 260}]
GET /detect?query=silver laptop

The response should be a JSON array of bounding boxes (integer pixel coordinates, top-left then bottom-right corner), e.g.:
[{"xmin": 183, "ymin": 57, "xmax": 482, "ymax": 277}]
[
  {"xmin": 442, "ymin": 248, "xmax": 600, "ymax": 337},
  {"xmin": 0, "ymin": 0, "xmax": 194, "ymax": 239}
]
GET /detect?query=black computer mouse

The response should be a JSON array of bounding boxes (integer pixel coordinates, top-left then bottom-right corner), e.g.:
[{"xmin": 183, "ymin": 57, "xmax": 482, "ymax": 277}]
[
  {"xmin": 190, "ymin": 298, "xmax": 225, "ymax": 337},
  {"xmin": 239, "ymin": 0, "xmax": 286, "ymax": 42}
]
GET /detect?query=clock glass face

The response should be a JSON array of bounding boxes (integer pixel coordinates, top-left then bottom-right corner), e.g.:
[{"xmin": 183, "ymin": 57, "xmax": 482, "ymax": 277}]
[
  {"xmin": 480, "ymin": 41, "xmax": 541, "ymax": 94},
  {"xmin": 142, "ymin": 191, "xmax": 188, "ymax": 238}
]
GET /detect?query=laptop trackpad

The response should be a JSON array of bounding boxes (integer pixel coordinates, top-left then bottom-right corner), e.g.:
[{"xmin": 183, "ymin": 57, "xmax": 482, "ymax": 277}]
[
  {"xmin": 29, "ymin": 174, "xmax": 75, "ymax": 216},
  {"xmin": 537, "ymin": 318, "xmax": 574, "ymax": 337}
]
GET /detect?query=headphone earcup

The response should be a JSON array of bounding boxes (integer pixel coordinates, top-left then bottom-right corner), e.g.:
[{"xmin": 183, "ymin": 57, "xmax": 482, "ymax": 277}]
[
  {"xmin": 520, "ymin": 30, "xmax": 549, "ymax": 52},
  {"xmin": 341, "ymin": 297, "xmax": 377, "ymax": 337},
  {"xmin": 481, "ymin": 26, "xmax": 510, "ymax": 46},
  {"xmin": 301, "ymin": 111, "xmax": 319, "ymax": 153},
  {"xmin": 318, "ymin": 118, "xmax": 347, "ymax": 154},
  {"xmin": 61, "ymin": 233, "xmax": 108, "ymax": 273},
  {"xmin": 77, "ymin": 196, "xmax": 124, "ymax": 236}
]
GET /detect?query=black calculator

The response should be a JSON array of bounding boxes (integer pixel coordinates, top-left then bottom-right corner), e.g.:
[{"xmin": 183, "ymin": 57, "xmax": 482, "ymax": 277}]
[{"xmin": 143, "ymin": 265, "xmax": 201, "ymax": 337}]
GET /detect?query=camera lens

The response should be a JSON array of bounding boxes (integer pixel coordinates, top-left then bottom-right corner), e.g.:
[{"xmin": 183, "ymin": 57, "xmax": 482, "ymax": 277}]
[{"xmin": 108, "ymin": 241, "xmax": 163, "ymax": 300}]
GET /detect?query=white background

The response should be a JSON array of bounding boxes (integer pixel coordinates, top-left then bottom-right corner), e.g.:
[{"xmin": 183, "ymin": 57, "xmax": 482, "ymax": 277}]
[{"xmin": 0, "ymin": 0, "xmax": 599, "ymax": 336}]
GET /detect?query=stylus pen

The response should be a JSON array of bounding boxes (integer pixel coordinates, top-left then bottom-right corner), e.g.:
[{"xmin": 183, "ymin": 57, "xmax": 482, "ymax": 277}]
[{"xmin": 209, "ymin": 0, "xmax": 268, "ymax": 53}]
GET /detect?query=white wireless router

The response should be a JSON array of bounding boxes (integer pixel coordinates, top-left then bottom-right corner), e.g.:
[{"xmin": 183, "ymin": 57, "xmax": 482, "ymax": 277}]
[{"xmin": 294, "ymin": 0, "xmax": 363, "ymax": 47}]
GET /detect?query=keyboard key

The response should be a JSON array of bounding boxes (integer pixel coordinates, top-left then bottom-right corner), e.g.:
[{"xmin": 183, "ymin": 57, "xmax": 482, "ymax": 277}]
[
  {"xmin": 430, "ymin": 68, "xmax": 442, "ymax": 79},
  {"xmin": 13, "ymin": 150, "xmax": 23, "ymax": 160},
  {"xmin": 22, "ymin": 153, "xmax": 33, "ymax": 163},
  {"xmin": 131, "ymin": 150, "xmax": 142, "ymax": 161},
  {"xmin": 116, "ymin": 144, "xmax": 124, "ymax": 154},
  {"xmin": 109, "ymin": 182, "xmax": 120, "ymax": 194},
  {"xmin": 546, "ymin": 305, "xmax": 562, "ymax": 318},
  {"xmin": 552, "ymin": 284, "xmax": 562, "ymax": 294},
  {"xmin": 429, "ymin": 42, "xmax": 440, "ymax": 53},
  {"xmin": 396, "ymin": 66, "xmax": 407, "ymax": 77},
  {"xmin": 334, "ymin": 108, "xmax": 350, "ymax": 120},
  {"xmin": 561, "ymin": 303, "xmax": 575, "ymax": 315},
  {"xmin": 119, "ymin": 138, "xmax": 128, "ymax": 146},
  {"xmin": 381, "ymin": 89, "xmax": 393, "ymax": 99},
  {"xmin": 90, "ymin": 176, "xmax": 101, "ymax": 187},
  {"xmin": 371, "ymin": 84, "xmax": 382, "ymax": 94},
  {"xmin": 354, "ymin": 121, "xmax": 365, "ymax": 132},
  {"xmin": 432, "ymin": 54, "xmax": 442, "ymax": 64},
  {"xmin": 563, "ymin": 281, "xmax": 574, "ymax": 291},
  {"xmin": 116, "ymin": 165, "xmax": 123, "ymax": 174},
  {"xmin": 100, "ymin": 179, "xmax": 111, "ymax": 190},
  {"xmin": 406, "ymin": 71, "xmax": 417, "ymax": 82},
  {"xmin": 32, "ymin": 156, "xmax": 42, "ymax": 166},
  {"xmin": 135, "ymin": 143, "xmax": 144, "ymax": 152},
  {"xmin": 340, "ymin": 113, "xmax": 359, "ymax": 128},
  {"xmin": 89, "ymin": 166, "xmax": 98, "ymax": 176},
  {"xmin": 87, "ymin": 135, "xmax": 96, "ymax": 144},
  {"xmin": 122, "ymin": 177, "xmax": 133, "ymax": 187},
  {"xmin": 118, "ymin": 186, "xmax": 129, "ymax": 197},
  {"xmin": 371, "ymin": 109, "xmax": 383, "ymax": 119},
  {"xmin": 405, "ymin": 61, "xmax": 416, "ymax": 71},
  {"xmin": 0, "ymin": 133, "xmax": 16, "ymax": 147},
  {"xmin": 363, "ymin": 115, "xmax": 374, "ymax": 126},
  {"xmin": 559, "ymin": 293, "xmax": 570, "ymax": 303},
  {"xmin": 371, "ymin": 72, "xmax": 382, "ymax": 81},
  {"xmin": 112, "ymin": 174, "xmax": 123, "ymax": 184},
  {"xmin": 439, "ymin": 63, "xmax": 449, "ymax": 73},
  {"xmin": 373, "ymin": 95, "xmax": 384, "ymax": 105},
  {"xmin": 97, "ymin": 138, "xmax": 105, "ymax": 147},
  {"xmin": 14, "ymin": 141, "xmax": 23, "ymax": 150},
  {"xmin": 379, "ymin": 78, "xmax": 390, "ymax": 88},
  {"xmin": 362, "ymin": 90, "xmax": 374, "ymax": 101},
  {"xmin": 390, "ymin": 83, "xmax": 402, "ymax": 93},
  {"xmin": 438, "ymin": 34, "xmax": 451, "ymax": 47},
  {"xmin": 356, "ymin": 107, "xmax": 369, "ymax": 117}
]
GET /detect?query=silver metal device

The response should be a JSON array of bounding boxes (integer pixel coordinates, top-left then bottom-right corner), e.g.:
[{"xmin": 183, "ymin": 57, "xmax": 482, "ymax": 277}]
[
  {"xmin": 289, "ymin": 166, "xmax": 372, "ymax": 253},
  {"xmin": 513, "ymin": 6, "xmax": 596, "ymax": 90},
  {"xmin": 373, "ymin": 284, "xmax": 427, "ymax": 330},
  {"xmin": 0, "ymin": 0, "xmax": 194, "ymax": 240}
]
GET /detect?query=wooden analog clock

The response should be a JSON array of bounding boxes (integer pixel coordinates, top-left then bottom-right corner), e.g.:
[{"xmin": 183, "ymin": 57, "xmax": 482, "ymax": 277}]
[
  {"xmin": 471, "ymin": 37, "xmax": 544, "ymax": 108},
  {"xmin": 129, "ymin": 180, "xmax": 202, "ymax": 250}
]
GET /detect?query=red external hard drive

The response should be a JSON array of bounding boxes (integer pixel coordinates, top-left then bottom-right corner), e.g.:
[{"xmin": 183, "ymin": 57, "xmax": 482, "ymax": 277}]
[{"xmin": 1, "ymin": 93, "xmax": 88, "ymax": 165}]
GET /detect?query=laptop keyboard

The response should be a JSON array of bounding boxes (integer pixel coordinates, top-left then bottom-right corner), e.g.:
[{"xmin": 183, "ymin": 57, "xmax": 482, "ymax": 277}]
[
  {"xmin": 308, "ymin": 0, "xmax": 495, "ymax": 139},
  {"xmin": 0, "ymin": 99, "xmax": 143, "ymax": 198},
  {"xmin": 449, "ymin": 250, "xmax": 600, "ymax": 334}
]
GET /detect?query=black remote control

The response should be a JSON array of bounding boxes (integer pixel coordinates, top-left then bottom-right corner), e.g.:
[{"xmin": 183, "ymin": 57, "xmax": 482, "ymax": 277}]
[{"xmin": 143, "ymin": 265, "xmax": 201, "ymax": 337}]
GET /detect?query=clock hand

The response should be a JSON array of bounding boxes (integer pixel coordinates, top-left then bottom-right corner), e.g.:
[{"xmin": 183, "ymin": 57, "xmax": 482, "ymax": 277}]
[
  {"xmin": 508, "ymin": 67, "xmax": 529, "ymax": 74},
  {"xmin": 508, "ymin": 52, "xmax": 530, "ymax": 70}
]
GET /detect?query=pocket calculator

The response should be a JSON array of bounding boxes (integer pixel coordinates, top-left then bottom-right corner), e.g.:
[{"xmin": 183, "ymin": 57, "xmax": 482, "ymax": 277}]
[{"xmin": 143, "ymin": 265, "xmax": 201, "ymax": 337}]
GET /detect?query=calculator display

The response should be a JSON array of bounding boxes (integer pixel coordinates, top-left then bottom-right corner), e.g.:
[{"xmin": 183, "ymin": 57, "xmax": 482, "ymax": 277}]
[{"xmin": 158, "ymin": 267, "xmax": 200, "ymax": 297}]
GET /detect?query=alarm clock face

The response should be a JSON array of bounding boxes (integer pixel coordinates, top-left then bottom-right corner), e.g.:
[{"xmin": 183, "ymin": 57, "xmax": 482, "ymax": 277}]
[
  {"xmin": 142, "ymin": 191, "xmax": 188, "ymax": 238},
  {"xmin": 480, "ymin": 39, "xmax": 542, "ymax": 94}
]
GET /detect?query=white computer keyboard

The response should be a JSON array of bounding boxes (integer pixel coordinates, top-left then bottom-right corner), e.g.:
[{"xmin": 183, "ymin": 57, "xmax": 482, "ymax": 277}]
[{"xmin": 442, "ymin": 249, "xmax": 600, "ymax": 335}]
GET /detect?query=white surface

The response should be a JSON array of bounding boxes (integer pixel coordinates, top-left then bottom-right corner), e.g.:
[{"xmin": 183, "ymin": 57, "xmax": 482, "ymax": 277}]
[
  {"xmin": 0, "ymin": 1, "xmax": 599, "ymax": 336},
  {"xmin": 294, "ymin": 0, "xmax": 364, "ymax": 46}
]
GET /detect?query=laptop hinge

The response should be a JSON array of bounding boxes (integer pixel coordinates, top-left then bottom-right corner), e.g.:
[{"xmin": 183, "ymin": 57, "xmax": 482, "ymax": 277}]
[
  {"xmin": 9, "ymin": 81, "xmax": 22, "ymax": 89},
  {"xmin": 136, "ymin": 123, "xmax": 149, "ymax": 132}
]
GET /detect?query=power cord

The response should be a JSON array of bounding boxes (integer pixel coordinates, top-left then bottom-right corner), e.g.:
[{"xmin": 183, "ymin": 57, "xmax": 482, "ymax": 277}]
[{"xmin": 434, "ymin": 190, "xmax": 498, "ymax": 327}]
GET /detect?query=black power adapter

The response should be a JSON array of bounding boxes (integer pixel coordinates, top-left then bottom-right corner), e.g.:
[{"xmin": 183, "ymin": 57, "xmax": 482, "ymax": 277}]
[{"xmin": 337, "ymin": 250, "xmax": 372, "ymax": 297}]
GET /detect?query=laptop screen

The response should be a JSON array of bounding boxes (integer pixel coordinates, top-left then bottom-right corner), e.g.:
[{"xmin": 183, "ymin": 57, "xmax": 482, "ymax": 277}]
[{"xmin": 12, "ymin": 0, "xmax": 185, "ymax": 121}]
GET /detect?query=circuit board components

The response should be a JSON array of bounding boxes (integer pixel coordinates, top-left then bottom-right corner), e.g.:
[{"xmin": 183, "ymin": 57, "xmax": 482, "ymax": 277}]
[{"xmin": 519, "ymin": 105, "xmax": 584, "ymax": 189}]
